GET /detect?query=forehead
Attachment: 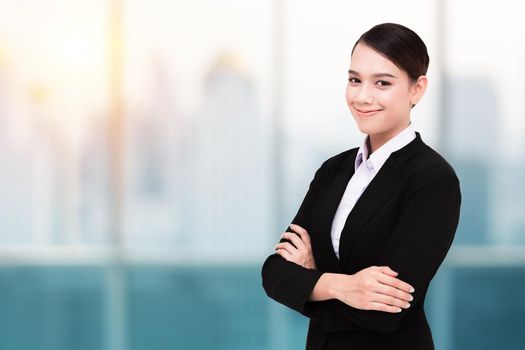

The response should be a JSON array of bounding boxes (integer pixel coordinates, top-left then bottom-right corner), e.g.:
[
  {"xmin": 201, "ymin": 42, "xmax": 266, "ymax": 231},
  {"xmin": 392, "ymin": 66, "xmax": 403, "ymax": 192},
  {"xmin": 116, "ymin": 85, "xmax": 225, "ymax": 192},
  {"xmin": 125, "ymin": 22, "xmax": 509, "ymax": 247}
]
[{"xmin": 349, "ymin": 43, "xmax": 403, "ymax": 76}]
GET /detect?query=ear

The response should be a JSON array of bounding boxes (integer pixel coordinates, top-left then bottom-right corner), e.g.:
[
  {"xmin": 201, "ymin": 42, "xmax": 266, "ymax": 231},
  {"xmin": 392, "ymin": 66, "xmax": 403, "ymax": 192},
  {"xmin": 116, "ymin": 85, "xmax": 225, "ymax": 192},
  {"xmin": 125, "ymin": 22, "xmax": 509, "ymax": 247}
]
[{"xmin": 410, "ymin": 75, "xmax": 428, "ymax": 107}]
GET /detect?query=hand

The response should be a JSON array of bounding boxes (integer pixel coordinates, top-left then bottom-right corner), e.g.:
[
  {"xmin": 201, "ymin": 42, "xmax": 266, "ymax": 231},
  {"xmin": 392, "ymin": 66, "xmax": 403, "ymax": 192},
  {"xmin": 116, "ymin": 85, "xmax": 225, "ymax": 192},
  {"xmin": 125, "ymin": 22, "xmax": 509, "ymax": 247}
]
[
  {"xmin": 332, "ymin": 266, "xmax": 415, "ymax": 313},
  {"xmin": 274, "ymin": 224, "xmax": 317, "ymax": 269}
]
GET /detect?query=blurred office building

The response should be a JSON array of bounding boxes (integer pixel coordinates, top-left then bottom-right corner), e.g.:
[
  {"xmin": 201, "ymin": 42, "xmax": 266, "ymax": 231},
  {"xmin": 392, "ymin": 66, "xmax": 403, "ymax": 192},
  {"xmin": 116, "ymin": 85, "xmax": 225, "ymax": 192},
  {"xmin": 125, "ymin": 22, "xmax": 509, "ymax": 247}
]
[
  {"xmin": 116, "ymin": 57, "xmax": 188, "ymax": 252},
  {"xmin": 0, "ymin": 56, "xmax": 67, "ymax": 245},
  {"xmin": 184, "ymin": 52, "xmax": 272, "ymax": 259},
  {"xmin": 443, "ymin": 77, "xmax": 497, "ymax": 245},
  {"xmin": 79, "ymin": 115, "xmax": 111, "ymax": 245}
]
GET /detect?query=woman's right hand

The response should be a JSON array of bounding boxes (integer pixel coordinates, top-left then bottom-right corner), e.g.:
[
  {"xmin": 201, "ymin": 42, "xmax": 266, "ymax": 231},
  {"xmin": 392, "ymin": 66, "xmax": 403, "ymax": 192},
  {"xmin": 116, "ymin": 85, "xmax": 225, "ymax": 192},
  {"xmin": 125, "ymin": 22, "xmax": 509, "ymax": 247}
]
[{"xmin": 332, "ymin": 266, "xmax": 415, "ymax": 313}]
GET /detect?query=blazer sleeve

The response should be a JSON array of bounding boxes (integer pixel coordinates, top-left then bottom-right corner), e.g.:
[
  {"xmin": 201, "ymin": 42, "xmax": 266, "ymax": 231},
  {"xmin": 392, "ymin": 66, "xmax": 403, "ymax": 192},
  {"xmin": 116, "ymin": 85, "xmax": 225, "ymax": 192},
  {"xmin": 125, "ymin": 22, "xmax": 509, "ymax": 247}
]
[
  {"xmin": 261, "ymin": 159, "xmax": 329, "ymax": 317},
  {"xmin": 319, "ymin": 171, "xmax": 462, "ymax": 334}
]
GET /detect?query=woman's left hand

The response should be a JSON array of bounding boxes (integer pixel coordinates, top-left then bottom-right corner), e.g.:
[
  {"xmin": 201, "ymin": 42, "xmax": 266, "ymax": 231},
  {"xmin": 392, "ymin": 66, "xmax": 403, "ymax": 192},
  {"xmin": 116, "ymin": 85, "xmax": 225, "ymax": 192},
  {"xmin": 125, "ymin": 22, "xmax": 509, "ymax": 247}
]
[{"xmin": 275, "ymin": 224, "xmax": 317, "ymax": 269}]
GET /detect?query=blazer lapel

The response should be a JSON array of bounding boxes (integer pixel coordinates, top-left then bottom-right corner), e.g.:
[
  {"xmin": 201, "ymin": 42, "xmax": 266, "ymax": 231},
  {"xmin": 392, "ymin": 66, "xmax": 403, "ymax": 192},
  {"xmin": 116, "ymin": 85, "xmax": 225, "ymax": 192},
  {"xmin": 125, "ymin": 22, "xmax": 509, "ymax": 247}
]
[
  {"xmin": 337, "ymin": 157, "xmax": 404, "ymax": 267},
  {"xmin": 315, "ymin": 153, "xmax": 356, "ymax": 272}
]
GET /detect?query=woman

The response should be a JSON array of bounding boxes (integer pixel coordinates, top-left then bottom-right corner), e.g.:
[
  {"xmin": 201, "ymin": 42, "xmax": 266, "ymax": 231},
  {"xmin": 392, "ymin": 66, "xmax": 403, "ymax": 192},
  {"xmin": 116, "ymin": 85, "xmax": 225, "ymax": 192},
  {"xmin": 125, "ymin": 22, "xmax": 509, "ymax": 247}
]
[{"xmin": 261, "ymin": 23, "xmax": 461, "ymax": 350}]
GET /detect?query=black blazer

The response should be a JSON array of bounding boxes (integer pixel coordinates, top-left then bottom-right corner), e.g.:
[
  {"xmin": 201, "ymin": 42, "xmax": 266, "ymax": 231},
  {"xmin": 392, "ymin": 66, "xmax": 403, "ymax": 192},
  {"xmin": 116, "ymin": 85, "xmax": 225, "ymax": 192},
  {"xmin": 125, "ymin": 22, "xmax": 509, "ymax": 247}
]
[{"xmin": 261, "ymin": 132, "xmax": 461, "ymax": 350}]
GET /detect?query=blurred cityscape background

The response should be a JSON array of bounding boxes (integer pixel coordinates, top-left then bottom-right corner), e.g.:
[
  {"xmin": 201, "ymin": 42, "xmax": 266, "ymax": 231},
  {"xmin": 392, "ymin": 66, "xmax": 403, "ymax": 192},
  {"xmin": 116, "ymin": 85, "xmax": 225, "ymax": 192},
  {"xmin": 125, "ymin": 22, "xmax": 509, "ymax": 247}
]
[{"xmin": 1, "ymin": 0, "xmax": 524, "ymax": 349}]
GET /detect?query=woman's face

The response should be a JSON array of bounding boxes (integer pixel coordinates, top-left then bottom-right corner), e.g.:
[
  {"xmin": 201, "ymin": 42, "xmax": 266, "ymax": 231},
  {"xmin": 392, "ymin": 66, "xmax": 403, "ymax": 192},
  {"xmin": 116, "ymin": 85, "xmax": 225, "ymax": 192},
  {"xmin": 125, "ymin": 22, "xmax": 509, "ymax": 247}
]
[{"xmin": 346, "ymin": 43, "xmax": 427, "ymax": 147}]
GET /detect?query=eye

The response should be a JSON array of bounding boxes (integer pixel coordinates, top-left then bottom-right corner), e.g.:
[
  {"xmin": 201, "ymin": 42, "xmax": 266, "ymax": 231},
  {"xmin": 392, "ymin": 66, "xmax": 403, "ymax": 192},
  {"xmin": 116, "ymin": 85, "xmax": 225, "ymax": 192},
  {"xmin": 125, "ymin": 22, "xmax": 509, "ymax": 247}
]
[
  {"xmin": 348, "ymin": 77, "xmax": 360, "ymax": 84},
  {"xmin": 376, "ymin": 80, "xmax": 391, "ymax": 86}
]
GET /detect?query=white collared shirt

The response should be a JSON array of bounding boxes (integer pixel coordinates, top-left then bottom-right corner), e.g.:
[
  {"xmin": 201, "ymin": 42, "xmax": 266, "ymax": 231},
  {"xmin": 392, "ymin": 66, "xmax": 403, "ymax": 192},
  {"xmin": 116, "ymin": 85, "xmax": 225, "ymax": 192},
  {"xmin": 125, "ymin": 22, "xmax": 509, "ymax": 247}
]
[{"xmin": 330, "ymin": 122, "xmax": 416, "ymax": 259}]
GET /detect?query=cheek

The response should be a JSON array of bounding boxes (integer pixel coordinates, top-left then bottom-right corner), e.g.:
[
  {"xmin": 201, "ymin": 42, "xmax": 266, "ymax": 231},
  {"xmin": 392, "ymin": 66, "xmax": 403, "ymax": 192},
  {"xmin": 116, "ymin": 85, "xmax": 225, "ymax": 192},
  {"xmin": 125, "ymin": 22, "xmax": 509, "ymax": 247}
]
[
  {"xmin": 379, "ymin": 89, "xmax": 409, "ymax": 109},
  {"xmin": 345, "ymin": 86, "xmax": 353, "ymax": 101},
  {"xmin": 345, "ymin": 87, "xmax": 355, "ymax": 107}
]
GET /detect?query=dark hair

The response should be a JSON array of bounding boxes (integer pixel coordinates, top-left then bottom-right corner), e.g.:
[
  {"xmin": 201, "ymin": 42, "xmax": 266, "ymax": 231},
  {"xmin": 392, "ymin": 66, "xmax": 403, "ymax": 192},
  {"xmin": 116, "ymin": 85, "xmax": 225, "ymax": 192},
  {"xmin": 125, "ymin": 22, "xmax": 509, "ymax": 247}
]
[{"xmin": 351, "ymin": 23, "xmax": 429, "ymax": 82}]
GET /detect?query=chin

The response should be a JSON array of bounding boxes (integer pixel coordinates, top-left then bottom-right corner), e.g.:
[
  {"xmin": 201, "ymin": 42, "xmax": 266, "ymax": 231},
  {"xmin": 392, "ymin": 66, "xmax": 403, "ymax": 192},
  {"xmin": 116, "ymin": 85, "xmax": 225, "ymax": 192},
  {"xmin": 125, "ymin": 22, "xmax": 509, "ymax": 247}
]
[{"xmin": 353, "ymin": 119, "xmax": 378, "ymax": 135}]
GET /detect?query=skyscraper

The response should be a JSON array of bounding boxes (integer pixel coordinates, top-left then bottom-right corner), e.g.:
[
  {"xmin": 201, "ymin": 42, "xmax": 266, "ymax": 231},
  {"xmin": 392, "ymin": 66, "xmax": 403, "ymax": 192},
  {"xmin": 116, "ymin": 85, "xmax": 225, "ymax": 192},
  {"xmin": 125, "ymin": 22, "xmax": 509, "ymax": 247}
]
[
  {"xmin": 185, "ymin": 51, "xmax": 272, "ymax": 260},
  {"xmin": 124, "ymin": 57, "xmax": 182, "ymax": 249}
]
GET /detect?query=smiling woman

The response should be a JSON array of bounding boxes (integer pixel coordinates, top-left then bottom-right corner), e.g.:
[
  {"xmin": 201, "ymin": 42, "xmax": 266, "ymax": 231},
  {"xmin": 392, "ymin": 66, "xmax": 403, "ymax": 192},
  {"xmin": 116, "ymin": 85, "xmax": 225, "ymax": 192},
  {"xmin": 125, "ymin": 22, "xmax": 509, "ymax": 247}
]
[
  {"xmin": 346, "ymin": 28, "xmax": 428, "ymax": 153},
  {"xmin": 262, "ymin": 23, "xmax": 461, "ymax": 350}
]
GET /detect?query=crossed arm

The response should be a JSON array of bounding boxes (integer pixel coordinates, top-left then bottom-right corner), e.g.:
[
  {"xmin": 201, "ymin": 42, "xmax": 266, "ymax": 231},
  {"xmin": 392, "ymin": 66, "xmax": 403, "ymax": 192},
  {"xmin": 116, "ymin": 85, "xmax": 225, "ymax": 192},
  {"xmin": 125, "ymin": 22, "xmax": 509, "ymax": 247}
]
[
  {"xmin": 261, "ymin": 158, "xmax": 461, "ymax": 334},
  {"xmin": 275, "ymin": 224, "xmax": 414, "ymax": 314}
]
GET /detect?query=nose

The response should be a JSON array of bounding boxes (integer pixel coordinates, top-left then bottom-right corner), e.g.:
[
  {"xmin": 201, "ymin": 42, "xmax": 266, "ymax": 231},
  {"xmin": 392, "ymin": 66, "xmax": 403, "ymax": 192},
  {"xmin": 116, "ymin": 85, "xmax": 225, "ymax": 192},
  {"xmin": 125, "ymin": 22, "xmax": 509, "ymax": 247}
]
[{"xmin": 353, "ymin": 83, "xmax": 374, "ymax": 105}]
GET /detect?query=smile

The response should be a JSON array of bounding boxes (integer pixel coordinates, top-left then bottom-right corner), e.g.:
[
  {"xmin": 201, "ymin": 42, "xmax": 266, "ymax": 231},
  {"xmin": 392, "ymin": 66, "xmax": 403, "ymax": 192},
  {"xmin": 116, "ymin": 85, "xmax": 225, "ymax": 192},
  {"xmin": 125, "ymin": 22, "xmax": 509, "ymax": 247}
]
[{"xmin": 354, "ymin": 108, "xmax": 383, "ymax": 117}]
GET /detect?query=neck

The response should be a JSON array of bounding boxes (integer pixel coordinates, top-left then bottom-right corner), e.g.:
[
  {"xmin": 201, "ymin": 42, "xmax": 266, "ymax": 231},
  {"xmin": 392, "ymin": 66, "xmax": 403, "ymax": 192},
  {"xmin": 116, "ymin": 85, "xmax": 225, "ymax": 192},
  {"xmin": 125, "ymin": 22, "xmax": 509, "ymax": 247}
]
[{"xmin": 368, "ymin": 122, "xmax": 411, "ymax": 154}]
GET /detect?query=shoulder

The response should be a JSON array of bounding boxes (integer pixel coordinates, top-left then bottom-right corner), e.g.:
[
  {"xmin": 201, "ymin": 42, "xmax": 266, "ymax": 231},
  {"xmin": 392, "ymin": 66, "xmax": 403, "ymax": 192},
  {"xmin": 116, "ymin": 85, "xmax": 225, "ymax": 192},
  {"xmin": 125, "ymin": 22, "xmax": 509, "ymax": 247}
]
[
  {"xmin": 316, "ymin": 147, "xmax": 359, "ymax": 175},
  {"xmin": 326, "ymin": 147, "xmax": 359, "ymax": 165},
  {"xmin": 394, "ymin": 138, "xmax": 460, "ymax": 190}
]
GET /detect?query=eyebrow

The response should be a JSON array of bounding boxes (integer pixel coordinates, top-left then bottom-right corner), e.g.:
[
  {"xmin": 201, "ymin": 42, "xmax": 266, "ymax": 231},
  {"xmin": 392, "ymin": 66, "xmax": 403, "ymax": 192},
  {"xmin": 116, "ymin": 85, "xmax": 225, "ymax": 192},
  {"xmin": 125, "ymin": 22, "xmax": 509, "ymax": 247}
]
[{"xmin": 348, "ymin": 69, "xmax": 398, "ymax": 79}]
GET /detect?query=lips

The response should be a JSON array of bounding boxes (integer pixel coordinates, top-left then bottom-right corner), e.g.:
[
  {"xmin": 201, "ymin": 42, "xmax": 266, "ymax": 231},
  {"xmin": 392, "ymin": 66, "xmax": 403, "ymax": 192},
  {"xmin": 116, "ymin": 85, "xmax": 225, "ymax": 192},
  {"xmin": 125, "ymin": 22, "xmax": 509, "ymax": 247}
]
[{"xmin": 354, "ymin": 107, "xmax": 383, "ymax": 117}]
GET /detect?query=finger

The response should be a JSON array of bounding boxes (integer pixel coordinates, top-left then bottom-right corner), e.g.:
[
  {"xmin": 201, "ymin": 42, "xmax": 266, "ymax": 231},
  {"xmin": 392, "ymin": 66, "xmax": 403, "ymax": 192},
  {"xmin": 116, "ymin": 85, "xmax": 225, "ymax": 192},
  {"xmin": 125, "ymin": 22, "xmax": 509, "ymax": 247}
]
[
  {"xmin": 290, "ymin": 223, "xmax": 307, "ymax": 235},
  {"xmin": 289, "ymin": 224, "xmax": 311, "ymax": 244},
  {"xmin": 375, "ymin": 283, "xmax": 414, "ymax": 303},
  {"xmin": 377, "ymin": 273, "xmax": 415, "ymax": 293},
  {"xmin": 378, "ymin": 266, "xmax": 398, "ymax": 277},
  {"xmin": 370, "ymin": 291, "xmax": 411, "ymax": 309},
  {"xmin": 275, "ymin": 248, "xmax": 293, "ymax": 262},
  {"xmin": 368, "ymin": 301, "xmax": 403, "ymax": 314},
  {"xmin": 378, "ymin": 273, "xmax": 414, "ymax": 293},
  {"xmin": 275, "ymin": 242, "xmax": 298, "ymax": 255},
  {"xmin": 281, "ymin": 231, "xmax": 306, "ymax": 250}
]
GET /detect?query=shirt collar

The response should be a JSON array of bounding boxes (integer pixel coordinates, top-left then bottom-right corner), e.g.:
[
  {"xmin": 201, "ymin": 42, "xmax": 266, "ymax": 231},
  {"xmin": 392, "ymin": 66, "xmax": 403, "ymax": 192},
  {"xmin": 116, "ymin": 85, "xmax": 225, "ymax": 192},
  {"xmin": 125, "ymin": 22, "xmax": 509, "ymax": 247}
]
[{"xmin": 355, "ymin": 122, "xmax": 416, "ymax": 172}]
